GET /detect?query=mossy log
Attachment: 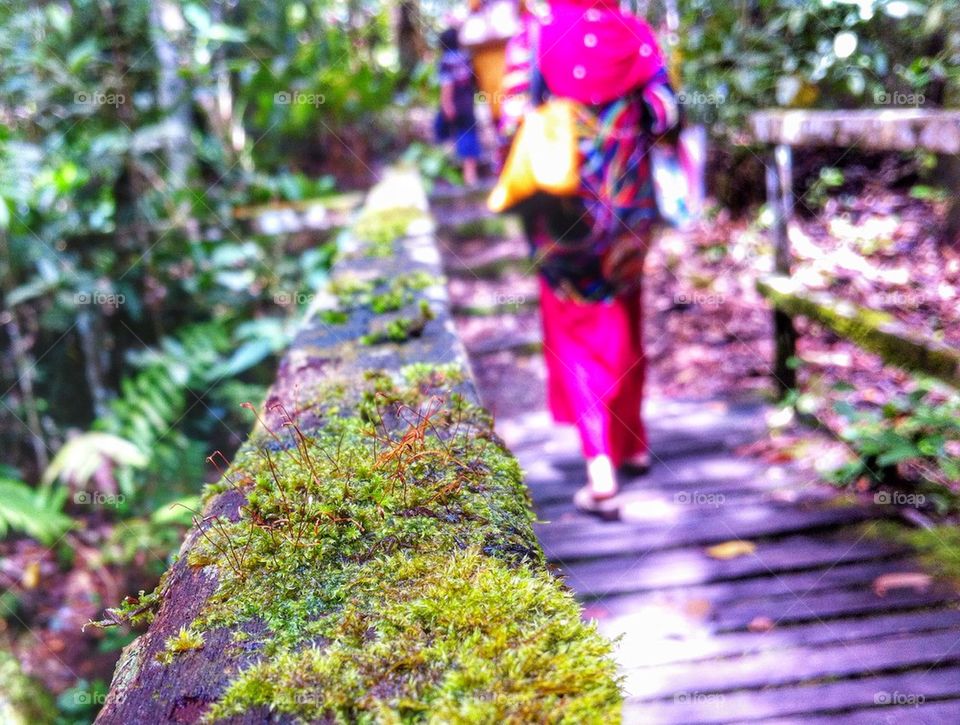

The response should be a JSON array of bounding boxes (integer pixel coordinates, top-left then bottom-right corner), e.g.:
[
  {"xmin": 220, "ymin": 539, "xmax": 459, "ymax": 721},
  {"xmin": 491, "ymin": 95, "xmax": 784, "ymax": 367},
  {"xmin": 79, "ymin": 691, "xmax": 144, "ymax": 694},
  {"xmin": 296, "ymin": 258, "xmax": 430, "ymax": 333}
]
[
  {"xmin": 95, "ymin": 169, "xmax": 621, "ymax": 724},
  {"xmin": 232, "ymin": 192, "xmax": 365, "ymax": 235},
  {"xmin": 757, "ymin": 275, "xmax": 960, "ymax": 388}
]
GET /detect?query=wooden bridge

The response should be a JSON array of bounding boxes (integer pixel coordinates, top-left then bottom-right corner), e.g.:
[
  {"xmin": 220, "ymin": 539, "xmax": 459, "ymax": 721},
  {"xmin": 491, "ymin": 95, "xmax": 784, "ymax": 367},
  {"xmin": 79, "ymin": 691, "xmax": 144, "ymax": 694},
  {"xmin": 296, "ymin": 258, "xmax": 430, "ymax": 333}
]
[{"xmin": 432, "ymin": 186, "xmax": 960, "ymax": 724}]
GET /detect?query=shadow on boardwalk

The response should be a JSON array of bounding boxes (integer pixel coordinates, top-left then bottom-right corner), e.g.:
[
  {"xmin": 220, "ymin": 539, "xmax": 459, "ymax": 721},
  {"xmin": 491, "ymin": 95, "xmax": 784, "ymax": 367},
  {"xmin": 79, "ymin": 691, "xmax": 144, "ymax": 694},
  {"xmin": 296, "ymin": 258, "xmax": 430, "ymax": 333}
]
[{"xmin": 432, "ymin": 185, "xmax": 960, "ymax": 724}]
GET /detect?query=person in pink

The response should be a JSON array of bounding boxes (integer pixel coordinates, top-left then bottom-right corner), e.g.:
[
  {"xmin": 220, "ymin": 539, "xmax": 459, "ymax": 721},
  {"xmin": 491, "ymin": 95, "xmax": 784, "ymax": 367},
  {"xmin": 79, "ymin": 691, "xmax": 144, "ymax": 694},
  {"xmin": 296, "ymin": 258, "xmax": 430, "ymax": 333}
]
[{"xmin": 499, "ymin": 0, "xmax": 679, "ymax": 512}]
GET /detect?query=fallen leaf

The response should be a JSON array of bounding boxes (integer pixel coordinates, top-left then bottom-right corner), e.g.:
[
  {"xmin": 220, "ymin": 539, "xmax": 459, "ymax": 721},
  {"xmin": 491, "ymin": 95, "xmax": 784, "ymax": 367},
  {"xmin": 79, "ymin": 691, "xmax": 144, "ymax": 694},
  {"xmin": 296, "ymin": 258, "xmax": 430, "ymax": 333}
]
[
  {"xmin": 748, "ymin": 616, "xmax": 775, "ymax": 633},
  {"xmin": 683, "ymin": 598, "xmax": 713, "ymax": 620},
  {"xmin": 21, "ymin": 561, "xmax": 40, "ymax": 590},
  {"xmin": 706, "ymin": 540, "xmax": 757, "ymax": 560},
  {"xmin": 581, "ymin": 605, "xmax": 609, "ymax": 621},
  {"xmin": 873, "ymin": 572, "xmax": 932, "ymax": 597}
]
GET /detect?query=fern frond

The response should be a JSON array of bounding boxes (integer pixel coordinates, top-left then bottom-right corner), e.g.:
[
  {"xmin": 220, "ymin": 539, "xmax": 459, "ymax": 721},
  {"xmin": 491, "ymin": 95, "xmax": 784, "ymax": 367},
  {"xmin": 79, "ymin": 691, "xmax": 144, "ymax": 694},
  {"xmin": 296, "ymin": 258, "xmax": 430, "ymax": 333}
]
[
  {"xmin": 0, "ymin": 477, "xmax": 71, "ymax": 545},
  {"xmin": 42, "ymin": 432, "xmax": 148, "ymax": 488}
]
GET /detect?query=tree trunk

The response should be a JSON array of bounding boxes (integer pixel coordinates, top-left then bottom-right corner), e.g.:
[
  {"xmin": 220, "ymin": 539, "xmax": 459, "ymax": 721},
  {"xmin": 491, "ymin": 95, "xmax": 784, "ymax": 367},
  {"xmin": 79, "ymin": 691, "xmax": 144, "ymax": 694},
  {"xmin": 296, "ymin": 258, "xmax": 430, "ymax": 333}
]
[{"xmin": 397, "ymin": 0, "xmax": 425, "ymax": 88}]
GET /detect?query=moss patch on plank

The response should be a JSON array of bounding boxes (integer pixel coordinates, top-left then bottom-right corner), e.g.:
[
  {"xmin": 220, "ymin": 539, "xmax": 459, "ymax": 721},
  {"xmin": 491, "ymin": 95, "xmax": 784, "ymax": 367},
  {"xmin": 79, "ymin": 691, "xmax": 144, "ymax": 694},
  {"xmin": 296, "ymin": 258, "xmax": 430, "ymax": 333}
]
[
  {"xmin": 353, "ymin": 207, "xmax": 430, "ymax": 257},
  {"xmin": 866, "ymin": 521, "xmax": 960, "ymax": 586},
  {"xmin": 160, "ymin": 364, "xmax": 619, "ymax": 722}
]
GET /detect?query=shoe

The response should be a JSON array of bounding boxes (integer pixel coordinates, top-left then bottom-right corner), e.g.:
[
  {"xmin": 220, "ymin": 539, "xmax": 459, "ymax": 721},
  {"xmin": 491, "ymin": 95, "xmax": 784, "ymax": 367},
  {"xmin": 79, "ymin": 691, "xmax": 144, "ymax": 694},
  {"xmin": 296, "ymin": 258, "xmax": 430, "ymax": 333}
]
[
  {"xmin": 621, "ymin": 451, "xmax": 652, "ymax": 476},
  {"xmin": 573, "ymin": 456, "xmax": 620, "ymax": 519}
]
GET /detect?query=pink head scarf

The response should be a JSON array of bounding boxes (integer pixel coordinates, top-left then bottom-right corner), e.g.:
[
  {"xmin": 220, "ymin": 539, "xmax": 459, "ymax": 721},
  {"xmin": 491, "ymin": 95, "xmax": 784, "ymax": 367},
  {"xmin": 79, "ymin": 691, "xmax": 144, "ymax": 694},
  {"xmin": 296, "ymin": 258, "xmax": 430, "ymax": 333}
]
[{"xmin": 537, "ymin": 0, "xmax": 664, "ymax": 105}]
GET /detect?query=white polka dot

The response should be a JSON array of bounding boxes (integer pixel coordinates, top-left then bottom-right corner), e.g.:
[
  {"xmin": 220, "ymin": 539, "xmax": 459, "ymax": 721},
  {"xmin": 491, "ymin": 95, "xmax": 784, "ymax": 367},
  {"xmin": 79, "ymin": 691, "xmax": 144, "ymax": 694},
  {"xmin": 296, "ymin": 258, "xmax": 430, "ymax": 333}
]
[
  {"xmin": 586, "ymin": 9, "xmax": 600, "ymax": 21},
  {"xmin": 584, "ymin": 33, "xmax": 597, "ymax": 47},
  {"xmin": 573, "ymin": 65, "xmax": 586, "ymax": 79},
  {"xmin": 640, "ymin": 44, "xmax": 652, "ymax": 57}
]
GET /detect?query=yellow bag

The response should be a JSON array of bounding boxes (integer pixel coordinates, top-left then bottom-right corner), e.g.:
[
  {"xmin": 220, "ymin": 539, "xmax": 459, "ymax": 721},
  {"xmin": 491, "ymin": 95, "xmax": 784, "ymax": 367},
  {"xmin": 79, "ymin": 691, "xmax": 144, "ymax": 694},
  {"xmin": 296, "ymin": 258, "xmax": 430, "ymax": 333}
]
[{"xmin": 487, "ymin": 99, "xmax": 583, "ymax": 213}]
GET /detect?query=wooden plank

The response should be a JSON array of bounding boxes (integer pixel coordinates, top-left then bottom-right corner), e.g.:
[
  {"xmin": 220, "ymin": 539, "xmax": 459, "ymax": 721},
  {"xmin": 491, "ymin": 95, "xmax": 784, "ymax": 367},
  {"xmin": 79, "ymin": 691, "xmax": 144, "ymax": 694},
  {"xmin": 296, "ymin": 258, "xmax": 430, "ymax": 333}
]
[
  {"xmin": 757, "ymin": 275, "xmax": 960, "ymax": 388},
  {"xmin": 624, "ymin": 665, "xmax": 960, "ymax": 723},
  {"xmin": 623, "ymin": 629, "xmax": 960, "ymax": 701},
  {"xmin": 535, "ymin": 484, "xmax": 830, "ymax": 519},
  {"xmin": 710, "ymin": 583, "xmax": 958, "ymax": 633},
  {"xmin": 766, "ymin": 698, "xmax": 960, "ymax": 725},
  {"xmin": 537, "ymin": 504, "xmax": 878, "ymax": 560},
  {"xmin": 608, "ymin": 608, "xmax": 960, "ymax": 670},
  {"xmin": 552, "ymin": 534, "xmax": 903, "ymax": 597},
  {"xmin": 571, "ymin": 556, "xmax": 911, "ymax": 604},
  {"xmin": 749, "ymin": 109, "xmax": 960, "ymax": 154},
  {"xmin": 527, "ymin": 461, "xmax": 812, "ymax": 507},
  {"xmin": 524, "ymin": 453, "xmax": 801, "ymax": 497},
  {"xmin": 539, "ymin": 499, "xmax": 872, "ymax": 543}
]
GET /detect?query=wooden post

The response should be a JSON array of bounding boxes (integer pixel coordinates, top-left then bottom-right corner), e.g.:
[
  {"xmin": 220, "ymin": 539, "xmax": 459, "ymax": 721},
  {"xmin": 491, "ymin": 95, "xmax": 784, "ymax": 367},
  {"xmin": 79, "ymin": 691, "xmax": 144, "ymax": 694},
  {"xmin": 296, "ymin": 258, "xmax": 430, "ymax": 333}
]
[
  {"xmin": 943, "ymin": 153, "xmax": 960, "ymax": 246},
  {"xmin": 767, "ymin": 144, "xmax": 798, "ymax": 396}
]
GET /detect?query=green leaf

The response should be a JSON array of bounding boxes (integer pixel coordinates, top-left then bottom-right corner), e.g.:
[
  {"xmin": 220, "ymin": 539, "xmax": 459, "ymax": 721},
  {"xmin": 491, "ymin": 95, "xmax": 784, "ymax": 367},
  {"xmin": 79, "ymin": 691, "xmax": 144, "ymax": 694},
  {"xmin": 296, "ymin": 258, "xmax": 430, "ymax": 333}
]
[
  {"xmin": 0, "ymin": 477, "xmax": 71, "ymax": 545},
  {"xmin": 42, "ymin": 432, "xmax": 148, "ymax": 488},
  {"xmin": 876, "ymin": 445, "xmax": 920, "ymax": 467}
]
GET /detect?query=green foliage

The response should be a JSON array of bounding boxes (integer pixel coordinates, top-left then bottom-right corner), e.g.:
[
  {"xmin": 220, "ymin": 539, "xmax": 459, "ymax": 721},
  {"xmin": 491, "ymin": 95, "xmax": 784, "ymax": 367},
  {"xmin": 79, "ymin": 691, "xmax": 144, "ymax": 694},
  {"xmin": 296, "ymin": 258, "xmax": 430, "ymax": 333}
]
[
  {"xmin": 0, "ymin": 649, "xmax": 58, "ymax": 725},
  {"xmin": 400, "ymin": 142, "xmax": 465, "ymax": 189},
  {"xmin": 0, "ymin": 476, "xmax": 71, "ymax": 545},
  {"xmin": 677, "ymin": 0, "xmax": 960, "ymax": 131},
  {"xmin": 805, "ymin": 166, "xmax": 845, "ymax": 209},
  {"xmin": 54, "ymin": 678, "xmax": 109, "ymax": 725},
  {"xmin": 829, "ymin": 381, "xmax": 960, "ymax": 510}
]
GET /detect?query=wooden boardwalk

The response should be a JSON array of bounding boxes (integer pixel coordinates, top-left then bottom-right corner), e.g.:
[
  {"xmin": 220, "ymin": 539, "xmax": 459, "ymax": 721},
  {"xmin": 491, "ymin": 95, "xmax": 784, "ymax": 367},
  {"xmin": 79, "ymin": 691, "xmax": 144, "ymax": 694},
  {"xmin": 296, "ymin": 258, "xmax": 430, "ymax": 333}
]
[{"xmin": 432, "ymin": 186, "xmax": 960, "ymax": 724}]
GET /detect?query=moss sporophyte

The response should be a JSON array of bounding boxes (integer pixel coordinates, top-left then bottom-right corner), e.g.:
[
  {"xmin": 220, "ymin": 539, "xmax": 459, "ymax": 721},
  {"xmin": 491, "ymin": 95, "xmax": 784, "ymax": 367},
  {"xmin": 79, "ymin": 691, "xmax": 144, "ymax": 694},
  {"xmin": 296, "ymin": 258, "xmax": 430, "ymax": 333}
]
[{"xmin": 137, "ymin": 365, "xmax": 620, "ymax": 722}]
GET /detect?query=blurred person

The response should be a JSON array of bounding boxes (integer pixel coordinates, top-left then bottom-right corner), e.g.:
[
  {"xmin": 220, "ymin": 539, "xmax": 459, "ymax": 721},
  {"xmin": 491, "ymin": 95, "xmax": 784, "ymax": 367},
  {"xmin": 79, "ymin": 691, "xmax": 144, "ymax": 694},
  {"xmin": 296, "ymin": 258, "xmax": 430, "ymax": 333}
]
[
  {"xmin": 495, "ymin": 0, "xmax": 680, "ymax": 513},
  {"xmin": 459, "ymin": 0, "xmax": 523, "ymax": 124},
  {"xmin": 437, "ymin": 27, "xmax": 481, "ymax": 186}
]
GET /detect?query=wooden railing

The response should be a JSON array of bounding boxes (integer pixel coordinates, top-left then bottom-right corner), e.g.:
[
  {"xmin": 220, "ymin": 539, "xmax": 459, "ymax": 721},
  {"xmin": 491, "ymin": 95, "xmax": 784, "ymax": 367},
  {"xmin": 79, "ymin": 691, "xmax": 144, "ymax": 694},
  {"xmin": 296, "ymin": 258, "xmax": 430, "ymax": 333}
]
[
  {"xmin": 751, "ymin": 109, "xmax": 960, "ymax": 393},
  {"xmin": 94, "ymin": 169, "xmax": 620, "ymax": 723}
]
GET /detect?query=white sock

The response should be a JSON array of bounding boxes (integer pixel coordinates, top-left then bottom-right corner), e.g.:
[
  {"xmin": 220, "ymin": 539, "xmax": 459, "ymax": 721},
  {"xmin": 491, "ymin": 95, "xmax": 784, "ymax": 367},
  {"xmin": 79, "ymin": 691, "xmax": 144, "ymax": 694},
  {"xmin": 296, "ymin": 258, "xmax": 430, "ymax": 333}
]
[{"xmin": 587, "ymin": 455, "xmax": 618, "ymax": 497}]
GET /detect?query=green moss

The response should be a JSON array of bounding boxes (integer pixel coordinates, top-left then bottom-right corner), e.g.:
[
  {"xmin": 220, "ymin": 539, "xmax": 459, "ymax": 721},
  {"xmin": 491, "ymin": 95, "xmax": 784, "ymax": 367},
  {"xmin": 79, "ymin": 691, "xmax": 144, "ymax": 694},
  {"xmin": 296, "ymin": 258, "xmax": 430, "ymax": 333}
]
[
  {"xmin": 207, "ymin": 550, "xmax": 619, "ymax": 724},
  {"xmin": 866, "ymin": 521, "xmax": 960, "ymax": 585},
  {"xmin": 369, "ymin": 272, "xmax": 439, "ymax": 314},
  {"xmin": 757, "ymin": 276, "xmax": 960, "ymax": 387},
  {"xmin": 147, "ymin": 372, "xmax": 619, "ymax": 722},
  {"xmin": 157, "ymin": 627, "xmax": 205, "ymax": 664},
  {"xmin": 400, "ymin": 363, "xmax": 465, "ymax": 389},
  {"xmin": 332, "ymin": 271, "xmax": 440, "ymax": 317},
  {"xmin": 361, "ymin": 301, "xmax": 436, "ymax": 345},
  {"xmin": 353, "ymin": 207, "xmax": 430, "ymax": 257}
]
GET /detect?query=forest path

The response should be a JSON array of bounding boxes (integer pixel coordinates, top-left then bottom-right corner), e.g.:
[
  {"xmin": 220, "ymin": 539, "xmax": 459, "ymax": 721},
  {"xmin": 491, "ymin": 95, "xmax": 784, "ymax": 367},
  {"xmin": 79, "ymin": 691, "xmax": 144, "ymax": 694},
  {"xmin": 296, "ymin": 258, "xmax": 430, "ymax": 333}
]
[{"xmin": 430, "ymin": 183, "xmax": 960, "ymax": 724}]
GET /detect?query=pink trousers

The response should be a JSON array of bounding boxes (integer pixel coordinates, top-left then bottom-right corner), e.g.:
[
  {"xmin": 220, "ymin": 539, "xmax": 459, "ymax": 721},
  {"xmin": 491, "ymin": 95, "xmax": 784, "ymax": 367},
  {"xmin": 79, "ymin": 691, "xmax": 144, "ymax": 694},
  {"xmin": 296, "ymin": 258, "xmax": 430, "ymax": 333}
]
[{"xmin": 539, "ymin": 277, "xmax": 648, "ymax": 466}]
